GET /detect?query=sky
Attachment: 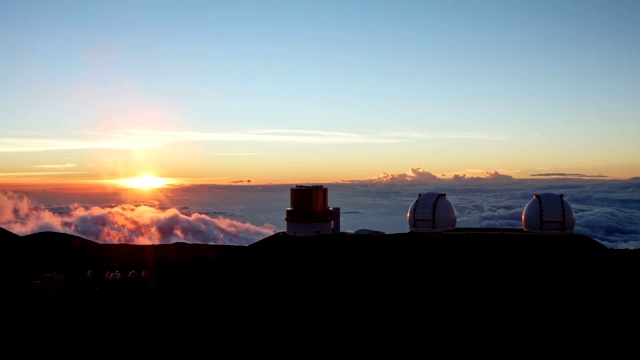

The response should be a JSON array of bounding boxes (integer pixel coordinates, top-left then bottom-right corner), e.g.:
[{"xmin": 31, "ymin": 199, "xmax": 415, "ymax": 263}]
[
  {"xmin": 1, "ymin": 1, "xmax": 639, "ymax": 249},
  {"xmin": 1, "ymin": 0, "xmax": 639, "ymax": 187}
]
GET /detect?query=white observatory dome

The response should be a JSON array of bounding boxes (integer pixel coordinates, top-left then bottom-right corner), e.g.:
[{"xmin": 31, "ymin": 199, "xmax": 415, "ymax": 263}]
[
  {"xmin": 407, "ymin": 192, "xmax": 457, "ymax": 232},
  {"xmin": 522, "ymin": 193, "xmax": 575, "ymax": 233}
]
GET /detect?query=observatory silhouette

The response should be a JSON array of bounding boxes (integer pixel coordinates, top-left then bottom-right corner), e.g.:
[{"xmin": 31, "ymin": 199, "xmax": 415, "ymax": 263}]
[
  {"xmin": 285, "ymin": 185, "xmax": 576, "ymax": 236},
  {"xmin": 522, "ymin": 193, "xmax": 575, "ymax": 233},
  {"xmin": 284, "ymin": 185, "xmax": 340, "ymax": 236},
  {"xmin": 407, "ymin": 192, "xmax": 457, "ymax": 232}
]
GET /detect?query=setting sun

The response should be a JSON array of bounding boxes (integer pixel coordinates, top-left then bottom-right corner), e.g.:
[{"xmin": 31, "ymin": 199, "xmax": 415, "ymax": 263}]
[{"xmin": 121, "ymin": 175, "xmax": 168, "ymax": 189}]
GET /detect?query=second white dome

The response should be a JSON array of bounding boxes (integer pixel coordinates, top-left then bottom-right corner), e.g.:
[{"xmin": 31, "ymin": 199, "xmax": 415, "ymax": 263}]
[{"xmin": 407, "ymin": 192, "xmax": 457, "ymax": 232}]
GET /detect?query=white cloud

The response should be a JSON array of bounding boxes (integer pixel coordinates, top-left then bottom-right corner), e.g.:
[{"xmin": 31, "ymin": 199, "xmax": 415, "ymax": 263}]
[{"xmin": 0, "ymin": 191, "xmax": 277, "ymax": 245}]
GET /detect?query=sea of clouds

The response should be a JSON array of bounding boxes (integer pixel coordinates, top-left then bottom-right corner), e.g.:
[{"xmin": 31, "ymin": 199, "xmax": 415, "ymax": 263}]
[{"xmin": 1, "ymin": 174, "xmax": 639, "ymax": 249}]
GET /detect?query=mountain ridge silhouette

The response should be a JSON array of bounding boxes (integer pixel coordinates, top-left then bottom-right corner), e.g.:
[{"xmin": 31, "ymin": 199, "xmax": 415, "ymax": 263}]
[
  {"xmin": 4, "ymin": 226, "xmax": 638, "ymax": 298},
  {"xmin": 5, "ymin": 226, "xmax": 640, "ymax": 335}
]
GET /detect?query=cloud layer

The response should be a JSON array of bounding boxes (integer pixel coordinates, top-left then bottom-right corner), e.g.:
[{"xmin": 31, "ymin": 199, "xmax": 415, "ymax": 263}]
[
  {"xmin": 328, "ymin": 172, "xmax": 640, "ymax": 249},
  {"xmin": 0, "ymin": 191, "xmax": 276, "ymax": 245},
  {"xmin": 2, "ymin": 174, "xmax": 639, "ymax": 249}
]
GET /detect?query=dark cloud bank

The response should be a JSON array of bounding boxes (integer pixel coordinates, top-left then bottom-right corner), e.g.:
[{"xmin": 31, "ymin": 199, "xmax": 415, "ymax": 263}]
[{"xmin": 1, "ymin": 171, "xmax": 639, "ymax": 249}]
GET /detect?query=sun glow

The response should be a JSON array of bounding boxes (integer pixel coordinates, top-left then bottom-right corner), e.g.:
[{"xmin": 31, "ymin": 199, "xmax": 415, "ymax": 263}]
[{"xmin": 120, "ymin": 175, "xmax": 168, "ymax": 189}]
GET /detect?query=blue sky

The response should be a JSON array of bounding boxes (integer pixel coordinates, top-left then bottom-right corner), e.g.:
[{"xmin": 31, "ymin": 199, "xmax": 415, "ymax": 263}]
[{"xmin": 1, "ymin": 0, "xmax": 639, "ymax": 185}]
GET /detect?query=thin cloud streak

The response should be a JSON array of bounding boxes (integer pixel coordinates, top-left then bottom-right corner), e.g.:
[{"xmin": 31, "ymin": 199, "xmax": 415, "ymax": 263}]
[
  {"xmin": 0, "ymin": 129, "xmax": 408, "ymax": 153},
  {"xmin": 0, "ymin": 129, "xmax": 521, "ymax": 155},
  {"xmin": 211, "ymin": 153, "xmax": 261, "ymax": 156},
  {"xmin": 127, "ymin": 129, "xmax": 408, "ymax": 144},
  {"xmin": 33, "ymin": 164, "xmax": 78, "ymax": 169},
  {"xmin": 0, "ymin": 137, "xmax": 159, "ymax": 152},
  {"xmin": 0, "ymin": 172, "xmax": 85, "ymax": 177},
  {"xmin": 531, "ymin": 173, "xmax": 608, "ymax": 178},
  {"xmin": 390, "ymin": 131, "xmax": 508, "ymax": 140}
]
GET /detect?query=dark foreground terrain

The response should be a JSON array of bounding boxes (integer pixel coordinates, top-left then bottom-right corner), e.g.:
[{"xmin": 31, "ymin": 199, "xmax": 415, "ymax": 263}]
[{"xmin": 3, "ymin": 226, "xmax": 640, "ymax": 336}]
